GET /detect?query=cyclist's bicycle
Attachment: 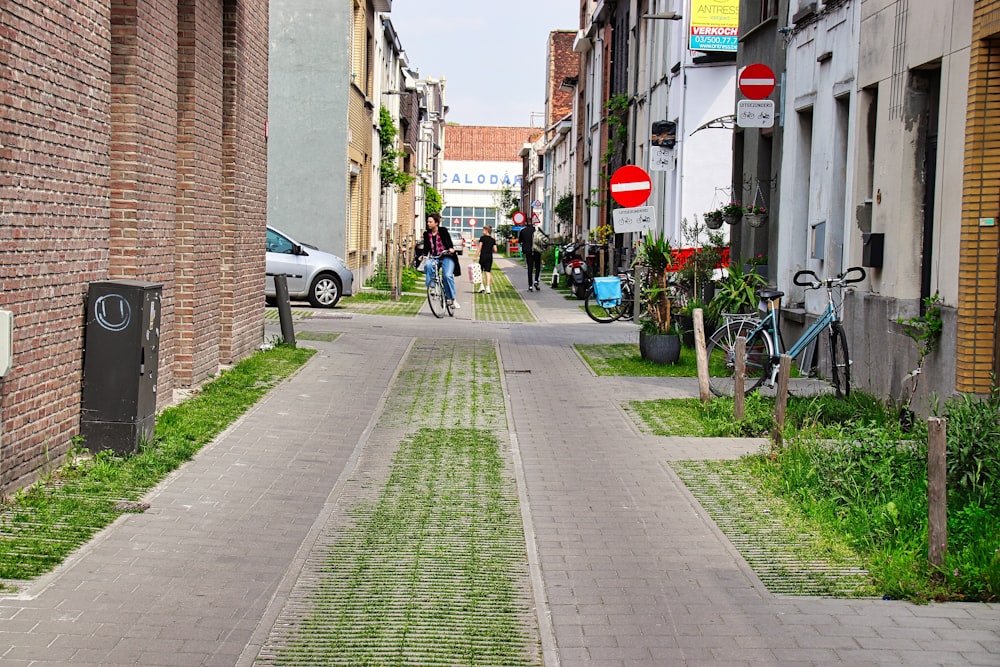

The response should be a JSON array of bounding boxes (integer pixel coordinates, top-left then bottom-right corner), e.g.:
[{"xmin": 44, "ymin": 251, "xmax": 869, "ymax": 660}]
[
  {"xmin": 584, "ymin": 271, "xmax": 635, "ymax": 323},
  {"xmin": 706, "ymin": 266, "xmax": 866, "ymax": 398},
  {"xmin": 425, "ymin": 254, "xmax": 455, "ymax": 318}
]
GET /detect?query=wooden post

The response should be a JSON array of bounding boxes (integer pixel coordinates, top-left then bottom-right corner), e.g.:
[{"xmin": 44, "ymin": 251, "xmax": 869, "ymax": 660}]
[
  {"xmin": 771, "ymin": 355, "xmax": 791, "ymax": 447},
  {"xmin": 734, "ymin": 336, "xmax": 746, "ymax": 419},
  {"xmin": 928, "ymin": 417, "xmax": 948, "ymax": 568},
  {"xmin": 693, "ymin": 308, "xmax": 710, "ymax": 401}
]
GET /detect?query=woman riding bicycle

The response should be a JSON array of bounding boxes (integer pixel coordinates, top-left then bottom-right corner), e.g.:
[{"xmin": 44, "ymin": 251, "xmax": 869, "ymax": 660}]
[{"xmin": 418, "ymin": 214, "xmax": 461, "ymax": 308}]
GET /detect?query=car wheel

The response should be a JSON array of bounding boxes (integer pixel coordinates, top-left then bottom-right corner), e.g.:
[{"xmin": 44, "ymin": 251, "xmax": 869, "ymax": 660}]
[{"xmin": 308, "ymin": 273, "xmax": 342, "ymax": 308}]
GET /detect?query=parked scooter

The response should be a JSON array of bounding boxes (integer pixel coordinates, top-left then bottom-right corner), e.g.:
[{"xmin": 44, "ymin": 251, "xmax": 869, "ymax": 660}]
[{"xmin": 557, "ymin": 242, "xmax": 589, "ymax": 299}]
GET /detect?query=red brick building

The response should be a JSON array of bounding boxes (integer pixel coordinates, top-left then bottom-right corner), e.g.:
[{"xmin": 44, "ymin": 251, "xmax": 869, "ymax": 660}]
[{"xmin": 0, "ymin": 0, "xmax": 269, "ymax": 493}]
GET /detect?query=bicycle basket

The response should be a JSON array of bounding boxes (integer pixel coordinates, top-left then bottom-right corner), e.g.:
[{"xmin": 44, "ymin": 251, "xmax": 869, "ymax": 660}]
[{"xmin": 593, "ymin": 276, "xmax": 622, "ymax": 307}]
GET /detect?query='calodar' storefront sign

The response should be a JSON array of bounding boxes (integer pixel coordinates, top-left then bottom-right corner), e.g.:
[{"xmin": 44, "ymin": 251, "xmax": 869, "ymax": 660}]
[
  {"xmin": 689, "ymin": 0, "xmax": 739, "ymax": 52},
  {"xmin": 440, "ymin": 160, "xmax": 523, "ymax": 191}
]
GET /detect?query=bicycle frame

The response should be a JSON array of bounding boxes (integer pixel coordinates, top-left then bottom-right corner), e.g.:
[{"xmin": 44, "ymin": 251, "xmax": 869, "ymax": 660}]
[
  {"xmin": 733, "ymin": 284, "xmax": 840, "ymax": 382},
  {"xmin": 706, "ymin": 266, "xmax": 865, "ymax": 397}
]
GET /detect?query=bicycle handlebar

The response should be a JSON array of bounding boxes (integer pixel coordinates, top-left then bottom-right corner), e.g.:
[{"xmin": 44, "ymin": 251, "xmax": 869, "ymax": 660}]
[{"xmin": 792, "ymin": 266, "xmax": 867, "ymax": 289}]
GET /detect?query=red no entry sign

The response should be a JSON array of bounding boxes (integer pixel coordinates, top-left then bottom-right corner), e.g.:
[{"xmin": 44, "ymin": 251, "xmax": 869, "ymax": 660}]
[
  {"xmin": 511, "ymin": 211, "xmax": 526, "ymax": 224},
  {"xmin": 609, "ymin": 165, "xmax": 652, "ymax": 208},
  {"xmin": 738, "ymin": 63, "xmax": 776, "ymax": 100}
]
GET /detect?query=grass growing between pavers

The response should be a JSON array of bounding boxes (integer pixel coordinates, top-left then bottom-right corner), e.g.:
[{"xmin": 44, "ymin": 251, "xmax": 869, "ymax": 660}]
[
  {"xmin": 0, "ymin": 345, "xmax": 315, "ymax": 590},
  {"xmin": 473, "ymin": 268, "xmax": 536, "ymax": 323},
  {"xmin": 340, "ymin": 291, "xmax": 426, "ymax": 316},
  {"xmin": 632, "ymin": 392, "xmax": 1000, "ymax": 602},
  {"xmin": 269, "ymin": 428, "xmax": 539, "ymax": 667},
  {"xmin": 672, "ymin": 459, "xmax": 877, "ymax": 598},
  {"xmin": 260, "ymin": 338, "xmax": 542, "ymax": 666}
]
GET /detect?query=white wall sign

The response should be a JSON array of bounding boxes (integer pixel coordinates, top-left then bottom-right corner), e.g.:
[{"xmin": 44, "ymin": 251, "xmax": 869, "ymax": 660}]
[{"xmin": 612, "ymin": 206, "xmax": 655, "ymax": 234}]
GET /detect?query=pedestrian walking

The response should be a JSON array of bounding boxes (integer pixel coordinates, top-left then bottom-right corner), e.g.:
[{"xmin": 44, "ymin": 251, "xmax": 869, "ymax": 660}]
[
  {"xmin": 517, "ymin": 220, "xmax": 543, "ymax": 292},
  {"xmin": 476, "ymin": 226, "xmax": 496, "ymax": 294}
]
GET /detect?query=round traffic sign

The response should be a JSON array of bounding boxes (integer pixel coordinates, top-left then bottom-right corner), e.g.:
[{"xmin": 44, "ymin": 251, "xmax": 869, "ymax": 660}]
[
  {"xmin": 468, "ymin": 218, "xmax": 477, "ymax": 226},
  {"xmin": 738, "ymin": 63, "xmax": 776, "ymax": 100},
  {"xmin": 609, "ymin": 165, "xmax": 652, "ymax": 208},
  {"xmin": 511, "ymin": 211, "xmax": 526, "ymax": 225}
]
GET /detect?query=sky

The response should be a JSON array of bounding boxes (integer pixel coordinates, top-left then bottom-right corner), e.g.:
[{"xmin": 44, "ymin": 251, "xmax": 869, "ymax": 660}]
[{"xmin": 388, "ymin": 1, "xmax": 580, "ymax": 128}]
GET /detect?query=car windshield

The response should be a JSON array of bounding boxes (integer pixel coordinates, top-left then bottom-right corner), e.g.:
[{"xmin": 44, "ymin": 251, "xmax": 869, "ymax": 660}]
[{"xmin": 266, "ymin": 229, "xmax": 295, "ymax": 254}]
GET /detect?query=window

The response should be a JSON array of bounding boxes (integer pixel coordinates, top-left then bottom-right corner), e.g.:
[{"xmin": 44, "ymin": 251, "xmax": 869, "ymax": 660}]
[
  {"xmin": 266, "ymin": 228, "xmax": 294, "ymax": 254},
  {"xmin": 761, "ymin": 0, "xmax": 778, "ymax": 22}
]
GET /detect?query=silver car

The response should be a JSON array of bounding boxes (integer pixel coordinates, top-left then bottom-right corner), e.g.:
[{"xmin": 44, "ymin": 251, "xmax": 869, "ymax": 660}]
[{"xmin": 265, "ymin": 226, "xmax": 353, "ymax": 308}]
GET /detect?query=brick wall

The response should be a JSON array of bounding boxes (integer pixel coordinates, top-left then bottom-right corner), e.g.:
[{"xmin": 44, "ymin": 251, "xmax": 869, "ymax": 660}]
[
  {"xmin": 0, "ymin": 0, "xmax": 269, "ymax": 494},
  {"xmin": 957, "ymin": 3, "xmax": 1000, "ymax": 393}
]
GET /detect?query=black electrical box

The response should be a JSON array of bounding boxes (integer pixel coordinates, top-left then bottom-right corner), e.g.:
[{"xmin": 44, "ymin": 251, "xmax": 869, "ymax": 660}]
[
  {"xmin": 862, "ymin": 232, "xmax": 884, "ymax": 269},
  {"xmin": 81, "ymin": 280, "xmax": 162, "ymax": 454}
]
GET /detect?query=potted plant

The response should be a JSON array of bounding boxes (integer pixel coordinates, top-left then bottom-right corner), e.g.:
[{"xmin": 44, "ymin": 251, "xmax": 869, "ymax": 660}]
[
  {"xmin": 744, "ymin": 204, "xmax": 767, "ymax": 228},
  {"xmin": 743, "ymin": 253, "xmax": 769, "ymax": 279},
  {"xmin": 636, "ymin": 234, "xmax": 681, "ymax": 364},
  {"xmin": 710, "ymin": 262, "xmax": 768, "ymax": 320},
  {"xmin": 703, "ymin": 208, "xmax": 725, "ymax": 230},
  {"xmin": 720, "ymin": 201, "xmax": 746, "ymax": 225}
]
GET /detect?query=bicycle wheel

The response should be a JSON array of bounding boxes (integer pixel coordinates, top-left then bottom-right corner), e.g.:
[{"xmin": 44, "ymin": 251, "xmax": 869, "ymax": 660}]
[
  {"xmin": 706, "ymin": 319, "xmax": 774, "ymax": 397},
  {"xmin": 445, "ymin": 291, "xmax": 455, "ymax": 317},
  {"xmin": 584, "ymin": 285, "xmax": 623, "ymax": 323},
  {"xmin": 828, "ymin": 323, "xmax": 851, "ymax": 398},
  {"xmin": 427, "ymin": 279, "xmax": 444, "ymax": 318},
  {"xmin": 619, "ymin": 280, "xmax": 635, "ymax": 321}
]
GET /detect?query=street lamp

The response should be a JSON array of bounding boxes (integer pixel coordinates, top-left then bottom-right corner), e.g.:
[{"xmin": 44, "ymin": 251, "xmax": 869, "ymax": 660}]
[{"xmin": 642, "ymin": 12, "xmax": 683, "ymax": 20}]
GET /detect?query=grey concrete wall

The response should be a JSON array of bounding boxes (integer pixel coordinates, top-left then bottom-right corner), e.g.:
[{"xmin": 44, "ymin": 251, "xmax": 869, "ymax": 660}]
[
  {"xmin": 267, "ymin": 0, "xmax": 351, "ymax": 257},
  {"xmin": 783, "ymin": 291, "xmax": 958, "ymax": 416}
]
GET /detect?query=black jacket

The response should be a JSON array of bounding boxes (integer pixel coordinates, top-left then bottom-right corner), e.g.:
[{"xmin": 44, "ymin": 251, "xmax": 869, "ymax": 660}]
[{"xmin": 420, "ymin": 227, "xmax": 461, "ymax": 277}]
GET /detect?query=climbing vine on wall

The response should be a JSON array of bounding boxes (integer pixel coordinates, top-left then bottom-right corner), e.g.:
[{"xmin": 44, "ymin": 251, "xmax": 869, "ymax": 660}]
[{"xmin": 379, "ymin": 106, "xmax": 415, "ymax": 193}]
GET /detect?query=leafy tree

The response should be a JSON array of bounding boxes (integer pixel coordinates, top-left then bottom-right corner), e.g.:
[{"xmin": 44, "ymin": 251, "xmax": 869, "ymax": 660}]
[{"xmin": 424, "ymin": 186, "xmax": 443, "ymax": 216}]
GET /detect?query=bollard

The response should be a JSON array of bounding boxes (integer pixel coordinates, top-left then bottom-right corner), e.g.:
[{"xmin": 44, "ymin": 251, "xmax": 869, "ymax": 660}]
[
  {"xmin": 693, "ymin": 308, "xmax": 710, "ymax": 401},
  {"xmin": 928, "ymin": 417, "xmax": 948, "ymax": 568},
  {"xmin": 771, "ymin": 355, "xmax": 791, "ymax": 447},
  {"xmin": 273, "ymin": 274, "xmax": 296, "ymax": 347},
  {"xmin": 734, "ymin": 336, "xmax": 746, "ymax": 419}
]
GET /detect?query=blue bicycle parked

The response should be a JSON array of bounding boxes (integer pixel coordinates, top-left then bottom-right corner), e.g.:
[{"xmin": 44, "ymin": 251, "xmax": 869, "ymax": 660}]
[{"xmin": 706, "ymin": 266, "xmax": 866, "ymax": 398}]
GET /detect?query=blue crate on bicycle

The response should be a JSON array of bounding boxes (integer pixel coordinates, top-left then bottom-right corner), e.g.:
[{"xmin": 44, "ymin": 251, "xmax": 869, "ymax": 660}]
[{"xmin": 593, "ymin": 276, "xmax": 622, "ymax": 307}]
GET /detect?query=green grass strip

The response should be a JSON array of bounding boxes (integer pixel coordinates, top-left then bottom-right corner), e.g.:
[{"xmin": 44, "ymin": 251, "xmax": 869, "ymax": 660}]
[
  {"xmin": 576, "ymin": 342, "xmax": 702, "ymax": 377},
  {"xmin": 272, "ymin": 427, "xmax": 538, "ymax": 666},
  {"xmin": 473, "ymin": 268, "xmax": 536, "ymax": 323},
  {"xmin": 0, "ymin": 345, "xmax": 315, "ymax": 586}
]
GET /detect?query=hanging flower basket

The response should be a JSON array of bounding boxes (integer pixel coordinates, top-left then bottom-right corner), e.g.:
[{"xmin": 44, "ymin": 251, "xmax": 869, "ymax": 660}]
[
  {"xmin": 744, "ymin": 213, "xmax": 767, "ymax": 228},
  {"xmin": 719, "ymin": 201, "xmax": 745, "ymax": 226},
  {"xmin": 704, "ymin": 212, "xmax": 724, "ymax": 230}
]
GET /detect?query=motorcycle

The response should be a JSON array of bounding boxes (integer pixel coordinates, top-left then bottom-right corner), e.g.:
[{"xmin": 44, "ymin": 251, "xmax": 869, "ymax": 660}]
[{"xmin": 556, "ymin": 242, "xmax": 590, "ymax": 299}]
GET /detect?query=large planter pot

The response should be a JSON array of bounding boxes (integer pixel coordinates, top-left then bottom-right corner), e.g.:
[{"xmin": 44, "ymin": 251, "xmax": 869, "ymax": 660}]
[{"xmin": 639, "ymin": 331, "xmax": 681, "ymax": 365}]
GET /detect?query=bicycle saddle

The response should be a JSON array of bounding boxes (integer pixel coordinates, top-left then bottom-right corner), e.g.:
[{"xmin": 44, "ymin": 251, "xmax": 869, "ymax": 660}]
[{"xmin": 757, "ymin": 289, "xmax": 784, "ymax": 300}]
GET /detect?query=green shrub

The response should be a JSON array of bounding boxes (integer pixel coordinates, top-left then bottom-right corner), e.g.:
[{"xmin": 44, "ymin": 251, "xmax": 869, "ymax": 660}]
[{"xmin": 942, "ymin": 389, "xmax": 1000, "ymax": 504}]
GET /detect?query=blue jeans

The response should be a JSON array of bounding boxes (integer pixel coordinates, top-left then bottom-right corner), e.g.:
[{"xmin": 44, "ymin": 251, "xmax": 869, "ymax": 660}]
[{"xmin": 424, "ymin": 256, "xmax": 456, "ymax": 300}]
